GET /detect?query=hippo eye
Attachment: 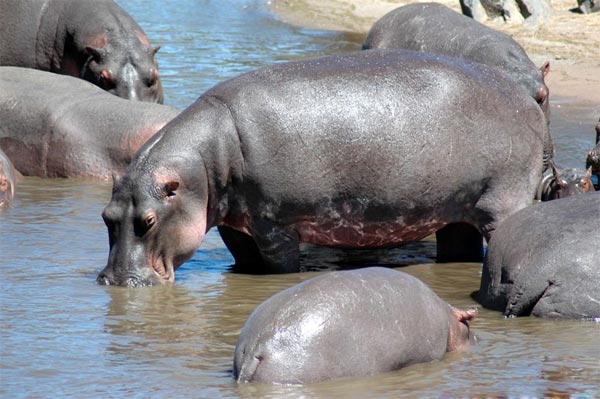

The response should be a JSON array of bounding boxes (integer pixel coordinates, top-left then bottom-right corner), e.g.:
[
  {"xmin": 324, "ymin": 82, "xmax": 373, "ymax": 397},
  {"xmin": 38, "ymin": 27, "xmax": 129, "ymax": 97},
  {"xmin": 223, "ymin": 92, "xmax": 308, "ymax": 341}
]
[{"xmin": 145, "ymin": 213, "xmax": 156, "ymax": 230}]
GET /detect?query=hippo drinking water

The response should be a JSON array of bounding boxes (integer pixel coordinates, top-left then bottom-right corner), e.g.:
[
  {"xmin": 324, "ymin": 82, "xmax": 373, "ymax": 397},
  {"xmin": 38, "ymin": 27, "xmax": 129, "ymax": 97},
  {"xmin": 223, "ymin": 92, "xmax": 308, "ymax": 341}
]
[
  {"xmin": 0, "ymin": 0, "xmax": 163, "ymax": 103},
  {"xmin": 97, "ymin": 49, "xmax": 552, "ymax": 287},
  {"xmin": 0, "ymin": 67, "xmax": 179, "ymax": 179},
  {"xmin": 234, "ymin": 267, "xmax": 477, "ymax": 384},
  {"xmin": 362, "ymin": 3, "xmax": 550, "ymax": 117}
]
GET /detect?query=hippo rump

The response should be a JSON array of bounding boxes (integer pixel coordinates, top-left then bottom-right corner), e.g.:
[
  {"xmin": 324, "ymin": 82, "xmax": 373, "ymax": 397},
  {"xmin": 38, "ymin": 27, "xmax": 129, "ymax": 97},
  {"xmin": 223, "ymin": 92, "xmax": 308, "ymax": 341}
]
[
  {"xmin": 97, "ymin": 49, "xmax": 552, "ymax": 287},
  {"xmin": 0, "ymin": 149, "xmax": 19, "ymax": 209},
  {"xmin": 476, "ymin": 192, "xmax": 600, "ymax": 319},
  {"xmin": 0, "ymin": 67, "xmax": 179, "ymax": 179},
  {"xmin": 0, "ymin": 0, "xmax": 163, "ymax": 103},
  {"xmin": 362, "ymin": 3, "xmax": 550, "ymax": 116},
  {"xmin": 234, "ymin": 267, "xmax": 477, "ymax": 384}
]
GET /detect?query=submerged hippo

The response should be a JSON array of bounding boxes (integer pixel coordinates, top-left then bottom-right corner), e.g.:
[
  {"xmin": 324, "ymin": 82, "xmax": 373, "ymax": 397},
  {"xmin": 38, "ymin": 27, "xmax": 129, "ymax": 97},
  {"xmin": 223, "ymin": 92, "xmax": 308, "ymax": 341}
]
[
  {"xmin": 0, "ymin": 149, "xmax": 18, "ymax": 209},
  {"xmin": 476, "ymin": 192, "xmax": 600, "ymax": 319},
  {"xmin": 535, "ymin": 163, "xmax": 595, "ymax": 201},
  {"xmin": 363, "ymin": 3, "xmax": 550, "ymax": 117},
  {"xmin": 0, "ymin": 67, "xmax": 179, "ymax": 179},
  {"xmin": 97, "ymin": 49, "xmax": 552, "ymax": 287},
  {"xmin": 234, "ymin": 267, "xmax": 477, "ymax": 384},
  {"xmin": 0, "ymin": 0, "xmax": 163, "ymax": 103}
]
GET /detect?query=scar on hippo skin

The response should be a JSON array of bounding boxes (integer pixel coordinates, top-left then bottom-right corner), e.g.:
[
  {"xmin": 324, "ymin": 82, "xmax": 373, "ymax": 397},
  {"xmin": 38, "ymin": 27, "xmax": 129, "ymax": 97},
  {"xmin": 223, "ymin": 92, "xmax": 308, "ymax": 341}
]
[{"xmin": 535, "ymin": 162, "xmax": 595, "ymax": 201}]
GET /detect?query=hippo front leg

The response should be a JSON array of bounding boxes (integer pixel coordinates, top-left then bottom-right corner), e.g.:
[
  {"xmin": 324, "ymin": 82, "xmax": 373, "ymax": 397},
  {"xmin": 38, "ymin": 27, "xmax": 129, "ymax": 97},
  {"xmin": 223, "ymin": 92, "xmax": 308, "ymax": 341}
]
[{"xmin": 219, "ymin": 223, "xmax": 301, "ymax": 274}]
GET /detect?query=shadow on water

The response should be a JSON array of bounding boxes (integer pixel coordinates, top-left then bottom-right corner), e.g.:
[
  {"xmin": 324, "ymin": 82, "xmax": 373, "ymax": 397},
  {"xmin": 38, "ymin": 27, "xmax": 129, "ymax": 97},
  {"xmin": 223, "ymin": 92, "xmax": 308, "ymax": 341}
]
[{"xmin": 2, "ymin": 0, "xmax": 600, "ymax": 398}]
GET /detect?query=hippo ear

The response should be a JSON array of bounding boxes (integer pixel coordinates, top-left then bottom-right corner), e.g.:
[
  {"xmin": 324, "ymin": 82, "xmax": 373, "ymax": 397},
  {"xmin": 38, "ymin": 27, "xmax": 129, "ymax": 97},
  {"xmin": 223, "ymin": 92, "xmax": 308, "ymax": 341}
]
[
  {"xmin": 551, "ymin": 163, "xmax": 564, "ymax": 187},
  {"xmin": 453, "ymin": 307, "xmax": 478, "ymax": 324},
  {"xmin": 151, "ymin": 46, "xmax": 161, "ymax": 56},
  {"xmin": 586, "ymin": 166, "xmax": 593, "ymax": 178},
  {"xmin": 540, "ymin": 61, "xmax": 550, "ymax": 78},
  {"xmin": 111, "ymin": 173, "xmax": 122, "ymax": 192},
  {"xmin": 85, "ymin": 46, "xmax": 107, "ymax": 61}
]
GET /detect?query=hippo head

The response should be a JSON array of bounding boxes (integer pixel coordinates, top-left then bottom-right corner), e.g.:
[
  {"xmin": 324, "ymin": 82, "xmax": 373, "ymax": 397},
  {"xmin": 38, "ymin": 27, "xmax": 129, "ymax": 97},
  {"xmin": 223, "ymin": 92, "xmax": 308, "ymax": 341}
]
[
  {"xmin": 81, "ymin": 33, "xmax": 164, "ymax": 104},
  {"xmin": 544, "ymin": 165, "xmax": 595, "ymax": 200},
  {"xmin": 97, "ymin": 169, "xmax": 208, "ymax": 287}
]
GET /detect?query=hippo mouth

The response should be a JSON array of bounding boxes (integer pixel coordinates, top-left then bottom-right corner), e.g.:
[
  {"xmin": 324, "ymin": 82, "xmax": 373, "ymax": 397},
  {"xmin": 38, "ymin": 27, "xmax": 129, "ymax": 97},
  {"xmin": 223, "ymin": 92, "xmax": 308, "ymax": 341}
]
[{"xmin": 149, "ymin": 255, "xmax": 175, "ymax": 284}]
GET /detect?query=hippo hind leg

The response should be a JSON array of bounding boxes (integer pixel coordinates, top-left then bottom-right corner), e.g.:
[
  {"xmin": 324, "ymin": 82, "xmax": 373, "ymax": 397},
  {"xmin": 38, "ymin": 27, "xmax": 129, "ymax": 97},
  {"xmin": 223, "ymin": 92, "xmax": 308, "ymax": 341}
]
[{"xmin": 435, "ymin": 223, "xmax": 484, "ymax": 263}]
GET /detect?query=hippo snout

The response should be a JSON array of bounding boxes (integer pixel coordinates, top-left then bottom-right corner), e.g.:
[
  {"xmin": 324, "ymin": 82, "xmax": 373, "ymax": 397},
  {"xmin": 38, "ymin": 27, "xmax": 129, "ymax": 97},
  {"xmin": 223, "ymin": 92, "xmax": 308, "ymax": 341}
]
[{"xmin": 96, "ymin": 268, "xmax": 162, "ymax": 287}]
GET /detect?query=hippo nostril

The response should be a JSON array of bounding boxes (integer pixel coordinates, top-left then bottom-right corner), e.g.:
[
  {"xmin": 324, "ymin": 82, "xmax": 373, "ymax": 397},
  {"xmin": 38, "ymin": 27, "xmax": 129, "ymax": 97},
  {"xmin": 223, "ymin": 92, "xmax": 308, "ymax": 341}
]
[{"xmin": 97, "ymin": 273, "xmax": 111, "ymax": 285}]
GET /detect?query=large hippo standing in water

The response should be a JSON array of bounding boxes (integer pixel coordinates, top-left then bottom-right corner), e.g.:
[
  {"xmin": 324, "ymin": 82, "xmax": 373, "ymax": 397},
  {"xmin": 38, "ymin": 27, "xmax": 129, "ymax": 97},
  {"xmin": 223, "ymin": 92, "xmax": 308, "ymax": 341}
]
[
  {"xmin": 234, "ymin": 267, "xmax": 478, "ymax": 384},
  {"xmin": 0, "ymin": 0, "xmax": 164, "ymax": 103},
  {"xmin": 476, "ymin": 192, "xmax": 600, "ymax": 319},
  {"xmin": 97, "ymin": 49, "xmax": 552, "ymax": 287},
  {"xmin": 362, "ymin": 3, "xmax": 550, "ymax": 117},
  {"xmin": 0, "ymin": 149, "xmax": 18, "ymax": 209},
  {"xmin": 0, "ymin": 67, "xmax": 179, "ymax": 179}
]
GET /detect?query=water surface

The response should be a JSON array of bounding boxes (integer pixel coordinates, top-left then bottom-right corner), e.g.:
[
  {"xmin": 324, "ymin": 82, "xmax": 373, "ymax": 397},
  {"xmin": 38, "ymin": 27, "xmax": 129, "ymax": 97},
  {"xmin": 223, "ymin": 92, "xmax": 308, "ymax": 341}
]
[{"xmin": 1, "ymin": 1, "xmax": 599, "ymax": 398}]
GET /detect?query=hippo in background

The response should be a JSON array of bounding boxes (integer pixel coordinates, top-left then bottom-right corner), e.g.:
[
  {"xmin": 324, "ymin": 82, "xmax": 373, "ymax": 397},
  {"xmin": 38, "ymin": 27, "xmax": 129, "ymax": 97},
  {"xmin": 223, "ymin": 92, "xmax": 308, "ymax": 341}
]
[
  {"xmin": 0, "ymin": 0, "xmax": 163, "ymax": 103},
  {"xmin": 362, "ymin": 2, "xmax": 550, "ymax": 118},
  {"xmin": 0, "ymin": 149, "xmax": 19, "ymax": 209},
  {"xmin": 97, "ymin": 49, "xmax": 552, "ymax": 287},
  {"xmin": 535, "ymin": 163, "xmax": 595, "ymax": 201},
  {"xmin": 234, "ymin": 267, "xmax": 477, "ymax": 384},
  {"xmin": 586, "ymin": 120, "xmax": 600, "ymax": 190},
  {"xmin": 476, "ymin": 192, "xmax": 600, "ymax": 319},
  {"xmin": 0, "ymin": 67, "xmax": 179, "ymax": 179}
]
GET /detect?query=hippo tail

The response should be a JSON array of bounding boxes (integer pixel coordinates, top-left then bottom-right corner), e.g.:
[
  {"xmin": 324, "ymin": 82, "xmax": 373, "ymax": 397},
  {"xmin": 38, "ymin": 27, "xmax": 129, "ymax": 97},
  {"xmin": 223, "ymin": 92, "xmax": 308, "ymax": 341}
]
[{"xmin": 233, "ymin": 349, "xmax": 262, "ymax": 383}]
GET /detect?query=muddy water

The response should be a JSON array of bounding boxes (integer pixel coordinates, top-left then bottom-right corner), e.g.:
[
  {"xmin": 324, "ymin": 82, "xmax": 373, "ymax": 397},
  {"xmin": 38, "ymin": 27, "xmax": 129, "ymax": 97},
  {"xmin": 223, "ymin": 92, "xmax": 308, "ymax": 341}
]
[{"xmin": 1, "ymin": 1, "xmax": 599, "ymax": 398}]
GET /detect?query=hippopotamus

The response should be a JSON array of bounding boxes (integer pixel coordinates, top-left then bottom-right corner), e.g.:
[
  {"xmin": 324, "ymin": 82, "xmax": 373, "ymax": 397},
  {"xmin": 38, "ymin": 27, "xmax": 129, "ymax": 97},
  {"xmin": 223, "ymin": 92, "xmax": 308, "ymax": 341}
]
[
  {"xmin": 362, "ymin": 3, "xmax": 550, "ymax": 118},
  {"xmin": 0, "ymin": 149, "xmax": 18, "ymax": 209},
  {"xmin": 586, "ymin": 120, "xmax": 600, "ymax": 190},
  {"xmin": 0, "ymin": 0, "xmax": 163, "ymax": 103},
  {"xmin": 535, "ymin": 163, "xmax": 595, "ymax": 201},
  {"xmin": 476, "ymin": 192, "xmax": 600, "ymax": 319},
  {"xmin": 97, "ymin": 49, "xmax": 552, "ymax": 287},
  {"xmin": 0, "ymin": 67, "xmax": 179, "ymax": 179},
  {"xmin": 233, "ymin": 267, "xmax": 477, "ymax": 384}
]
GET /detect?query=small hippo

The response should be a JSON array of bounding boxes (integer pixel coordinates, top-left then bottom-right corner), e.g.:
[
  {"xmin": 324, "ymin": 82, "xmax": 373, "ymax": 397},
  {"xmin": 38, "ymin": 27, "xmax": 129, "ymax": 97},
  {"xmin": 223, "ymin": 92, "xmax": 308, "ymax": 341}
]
[
  {"xmin": 97, "ymin": 49, "xmax": 552, "ymax": 287},
  {"xmin": 362, "ymin": 3, "xmax": 550, "ymax": 117},
  {"xmin": 0, "ymin": 149, "xmax": 18, "ymax": 209},
  {"xmin": 476, "ymin": 192, "xmax": 600, "ymax": 319},
  {"xmin": 578, "ymin": 0, "xmax": 600, "ymax": 13},
  {"xmin": 0, "ymin": 0, "xmax": 163, "ymax": 103},
  {"xmin": 0, "ymin": 67, "xmax": 179, "ymax": 179},
  {"xmin": 234, "ymin": 267, "xmax": 477, "ymax": 384},
  {"xmin": 586, "ymin": 121, "xmax": 600, "ymax": 190},
  {"xmin": 535, "ymin": 163, "xmax": 595, "ymax": 201}
]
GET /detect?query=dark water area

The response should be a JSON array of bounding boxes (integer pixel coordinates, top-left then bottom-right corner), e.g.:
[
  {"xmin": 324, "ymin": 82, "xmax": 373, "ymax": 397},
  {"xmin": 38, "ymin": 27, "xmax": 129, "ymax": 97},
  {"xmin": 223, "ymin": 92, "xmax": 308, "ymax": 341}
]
[{"xmin": 1, "ymin": 1, "xmax": 599, "ymax": 398}]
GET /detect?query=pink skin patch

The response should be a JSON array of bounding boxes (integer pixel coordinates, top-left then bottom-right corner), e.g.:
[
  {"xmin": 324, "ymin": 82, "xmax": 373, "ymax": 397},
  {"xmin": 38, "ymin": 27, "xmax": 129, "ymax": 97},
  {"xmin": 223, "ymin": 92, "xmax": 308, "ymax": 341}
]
[
  {"xmin": 135, "ymin": 31, "xmax": 151, "ymax": 48},
  {"xmin": 88, "ymin": 34, "xmax": 108, "ymax": 49}
]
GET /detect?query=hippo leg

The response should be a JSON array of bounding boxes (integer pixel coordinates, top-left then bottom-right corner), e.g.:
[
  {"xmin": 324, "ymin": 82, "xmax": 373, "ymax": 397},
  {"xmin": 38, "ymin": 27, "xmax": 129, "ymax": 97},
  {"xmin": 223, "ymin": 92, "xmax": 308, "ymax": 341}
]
[
  {"xmin": 218, "ymin": 226, "xmax": 264, "ymax": 273},
  {"xmin": 220, "ymin": 223, "xmax": 301, "ymax": 274},
  {"xmin": 435, "ymin": 223, "xmax": 483, "ymax": 262}
]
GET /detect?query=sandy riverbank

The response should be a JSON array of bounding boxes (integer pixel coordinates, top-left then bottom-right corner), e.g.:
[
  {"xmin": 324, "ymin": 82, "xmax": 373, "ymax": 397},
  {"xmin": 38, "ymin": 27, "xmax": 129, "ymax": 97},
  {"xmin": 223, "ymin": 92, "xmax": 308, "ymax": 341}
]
[{"xmin": 271, "ymin": 0, "xmax": 600, "ymax": 106}]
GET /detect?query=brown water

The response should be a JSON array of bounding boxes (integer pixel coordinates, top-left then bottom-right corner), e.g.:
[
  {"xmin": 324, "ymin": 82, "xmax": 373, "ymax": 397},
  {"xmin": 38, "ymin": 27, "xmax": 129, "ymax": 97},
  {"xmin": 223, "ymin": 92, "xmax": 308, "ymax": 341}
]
[{"xmin": 1, "ymin": 1, "xmax": 599, "ymax": 398}]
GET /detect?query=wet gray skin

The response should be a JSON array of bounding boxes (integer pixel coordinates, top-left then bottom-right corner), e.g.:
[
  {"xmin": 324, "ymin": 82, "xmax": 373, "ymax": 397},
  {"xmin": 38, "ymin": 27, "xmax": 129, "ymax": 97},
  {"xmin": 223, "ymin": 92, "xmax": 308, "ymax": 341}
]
[
  {"xmin": 0, "ymin": 0, "xmax": 164, "ymax": 103},
  {"xmin": 363, "ymin": 2, "xmax": 550, "ymax": 119},
  {"xmin": 233, "ymin": 267, "xmax": 477, "ymax": 384},
  {"xmin": 477, "ymin": 192, "xmax": 600, "ymax": 319},
  {"xmin": 586, "ymin": 121, "xmax": 600, "ymax": 190},
  {"xmin": 535, "ymin": 163, "xmax": 595, "ymax": 201},
  {"xmin": 0, "ymin": 67, "xmax": 178, "ymax": 179},
  {"xmin": 97, "ymin": 49, "xmax": 552, "ymax": 287}
]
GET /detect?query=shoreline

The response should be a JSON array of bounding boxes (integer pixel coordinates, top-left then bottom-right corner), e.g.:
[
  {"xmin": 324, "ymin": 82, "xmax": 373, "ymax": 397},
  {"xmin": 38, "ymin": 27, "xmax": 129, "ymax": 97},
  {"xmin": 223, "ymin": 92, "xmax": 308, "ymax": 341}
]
[{"xmin": 271, "ymin": 0, "xmax": 600, "ymax": 106}]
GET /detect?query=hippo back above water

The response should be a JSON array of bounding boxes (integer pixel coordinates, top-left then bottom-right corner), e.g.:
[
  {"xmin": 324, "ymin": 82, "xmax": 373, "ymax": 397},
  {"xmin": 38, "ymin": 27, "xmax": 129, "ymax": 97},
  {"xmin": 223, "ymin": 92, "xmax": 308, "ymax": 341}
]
[
  {"xmin": 363, "ymin": 3, "xmax": 550, "ymax": 116},
  {"xmin": 0, "ymin": 67, "xmax": 178, "ymax": 179},
  {"xmin": 98, "ymin": 49, "xmax": 552, "ymax": 286},
  {"xmin": 0, "ymin": 0, "xmax": 163, "ymax": 103}
]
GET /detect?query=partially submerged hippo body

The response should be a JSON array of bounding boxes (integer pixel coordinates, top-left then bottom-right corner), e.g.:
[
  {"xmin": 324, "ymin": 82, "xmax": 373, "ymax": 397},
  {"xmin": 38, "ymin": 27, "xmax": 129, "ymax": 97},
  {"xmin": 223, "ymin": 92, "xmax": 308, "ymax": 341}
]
[
  {"xmin": 234, "ymin": 267, "xmax": 477, "ymax": 384},
  {"xmin": 98, "ymin": 49, "xmax": 552, "ymax": 287},
  {"xmin": 0, "ymin": 149, "xmax": 18, "ymax": 209},
  {"xmin": 535, "ymin": 164, "xmax": 595, "ymax": 201},
  {"xmin": 362, "ymin": 3, "xmax": 550, "ymax": 116},
  {"xmin": 0, "ymin": 0, "xmax": 163, "ymax": 103},
  {"xmin": 476, "ymin": 192, "xmax": 600, "ymax": 319},
  {"xmin": 0, "ymin": 67, "xmax": 179, "ymax": 179}
]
